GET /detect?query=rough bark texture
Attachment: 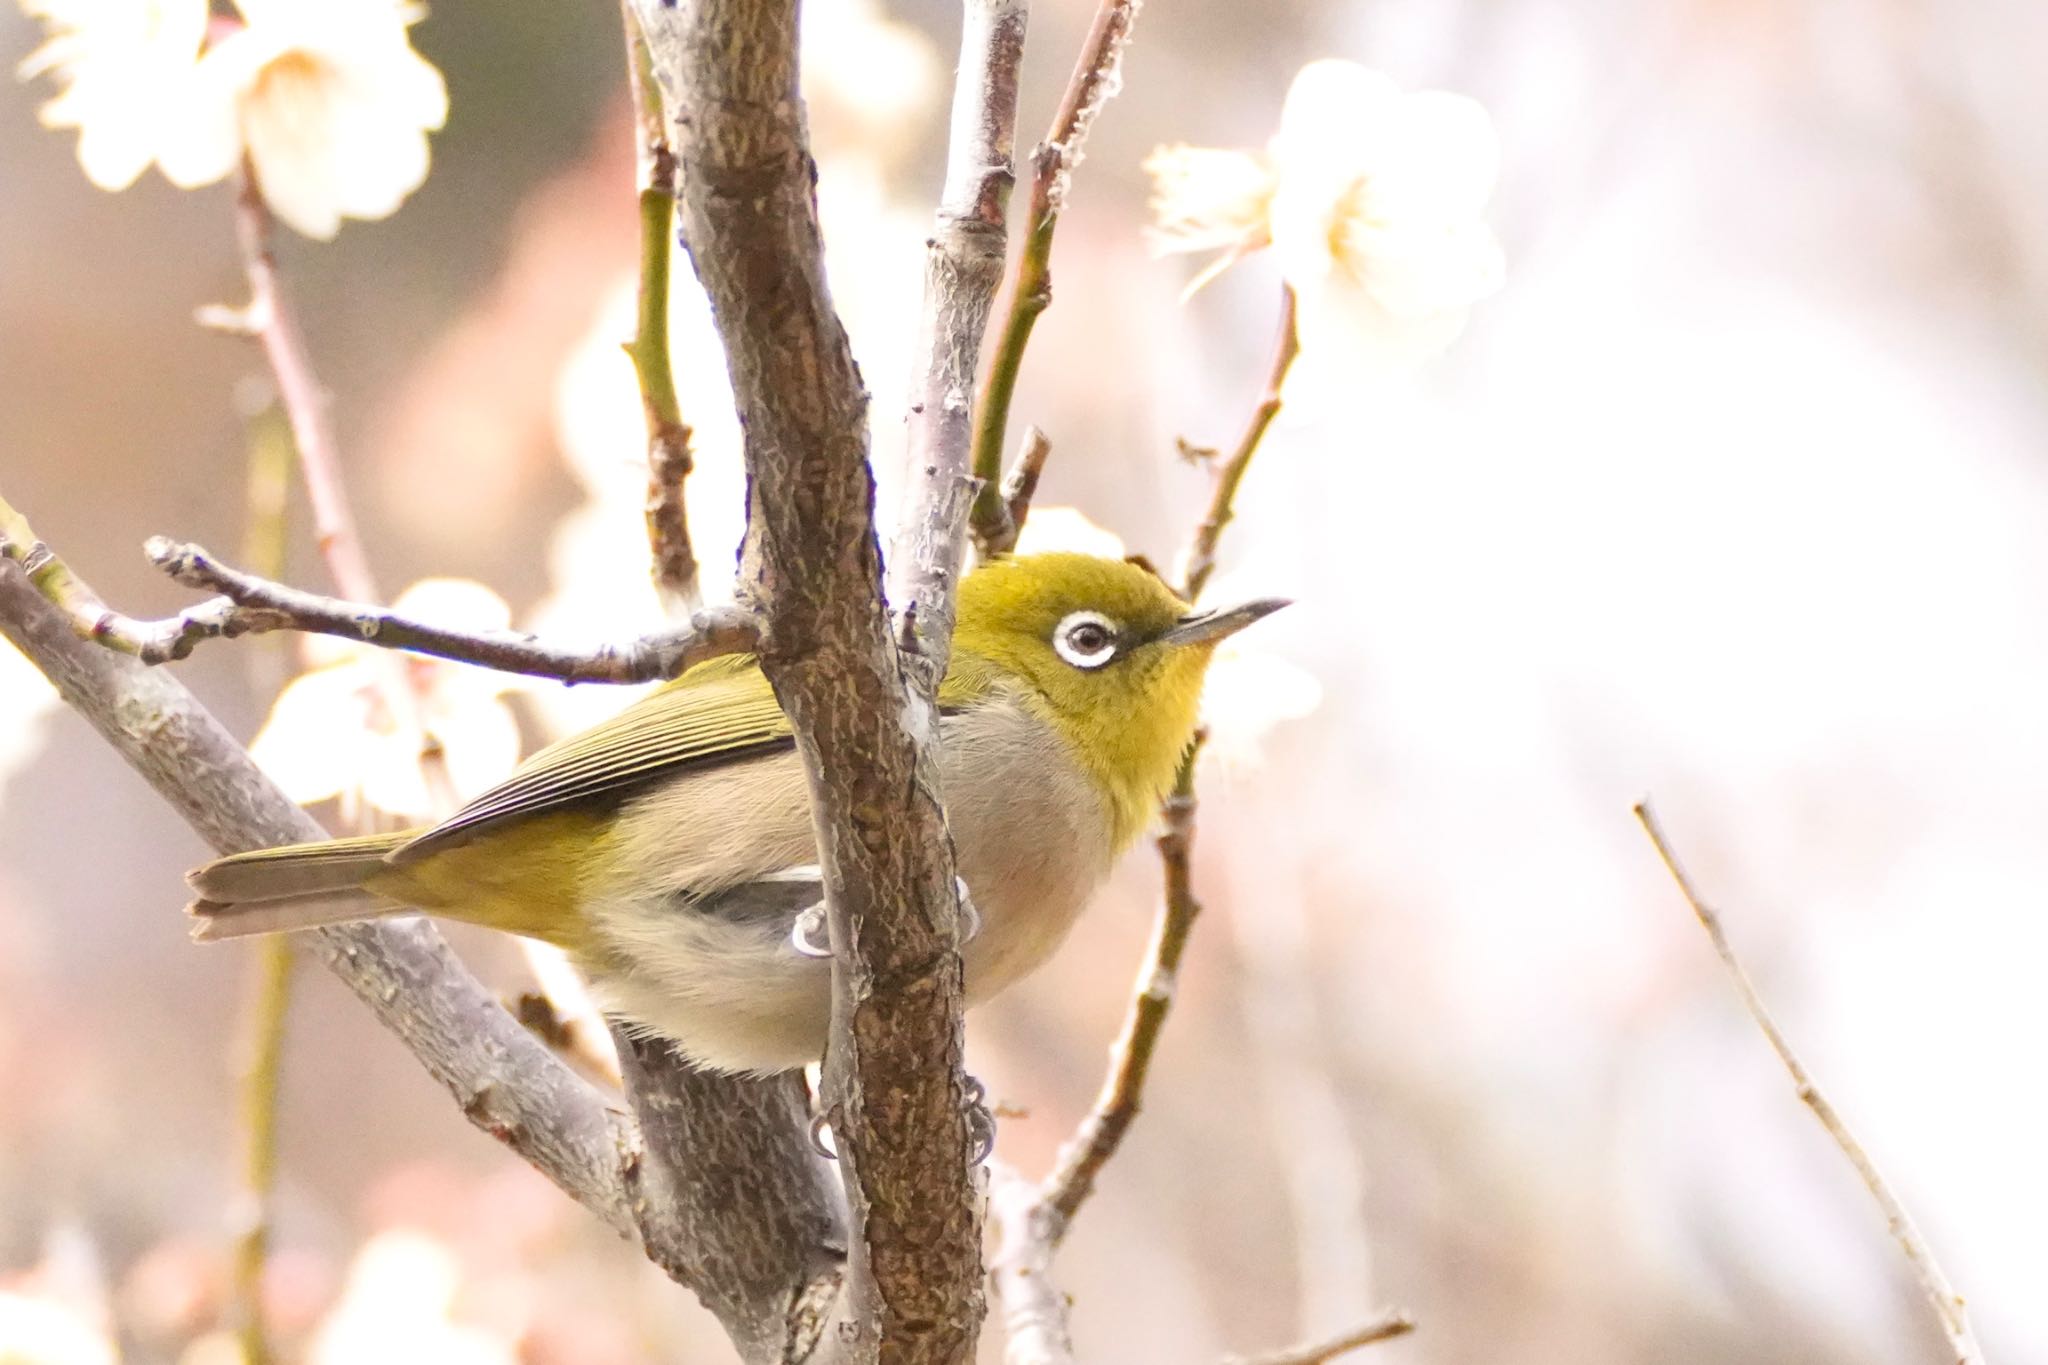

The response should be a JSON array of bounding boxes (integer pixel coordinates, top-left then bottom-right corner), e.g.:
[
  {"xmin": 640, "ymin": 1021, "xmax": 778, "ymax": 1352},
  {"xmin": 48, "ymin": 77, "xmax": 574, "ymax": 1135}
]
[
  {"xmin": 632, "ymin": 1, "xmax": 999, "ymax": 1359},
  {"xmin": 616, "ymin": 1033, "xmax": 847, "ymax": 1364}
]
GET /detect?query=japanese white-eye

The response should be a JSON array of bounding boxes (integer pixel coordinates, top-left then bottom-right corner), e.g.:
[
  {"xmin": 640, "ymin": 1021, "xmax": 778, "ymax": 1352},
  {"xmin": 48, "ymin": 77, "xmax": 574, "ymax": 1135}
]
[{"xmin": 187, "ymin": 553, "xmax": 1287, "ymax": 1074}]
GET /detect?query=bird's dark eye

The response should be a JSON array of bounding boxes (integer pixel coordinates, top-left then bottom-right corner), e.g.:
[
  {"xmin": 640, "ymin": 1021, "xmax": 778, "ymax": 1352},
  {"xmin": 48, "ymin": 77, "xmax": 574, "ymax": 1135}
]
[{"xmin": 1053, "ymin": 611, "xmax": 1119, "ymax": 669}]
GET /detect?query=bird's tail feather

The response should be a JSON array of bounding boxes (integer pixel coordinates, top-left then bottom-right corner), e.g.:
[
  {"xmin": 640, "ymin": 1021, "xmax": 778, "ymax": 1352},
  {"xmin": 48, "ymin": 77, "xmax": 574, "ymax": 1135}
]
[
  {"xmin": 186, "ymin": 831, "xmax": 417, "ymax": 941},
  {"xmin": 187, "ymin": 889, "xmax": 411, "ymax": 941}
]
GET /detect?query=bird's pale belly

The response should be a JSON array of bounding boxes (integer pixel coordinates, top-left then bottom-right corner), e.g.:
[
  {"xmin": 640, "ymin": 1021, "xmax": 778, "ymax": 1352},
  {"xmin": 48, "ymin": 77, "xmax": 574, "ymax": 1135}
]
[{"xmin": 582, "ymin": 694, "xmax": 1115, "ymax": 1074}]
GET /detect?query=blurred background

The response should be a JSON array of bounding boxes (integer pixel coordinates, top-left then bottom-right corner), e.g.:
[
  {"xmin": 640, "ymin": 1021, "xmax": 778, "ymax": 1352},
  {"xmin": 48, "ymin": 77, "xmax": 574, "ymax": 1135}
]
[{"xmin": 4, "ymin": 0, "xmax": 2046, "ymax": 1361}]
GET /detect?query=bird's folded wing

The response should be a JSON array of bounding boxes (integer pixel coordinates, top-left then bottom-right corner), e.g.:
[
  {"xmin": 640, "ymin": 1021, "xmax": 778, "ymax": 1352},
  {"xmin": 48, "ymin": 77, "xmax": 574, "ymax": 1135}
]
[
  {"xmin": 391, "ymin": 657, "xmax": 793, "ymax": 863},
  {"xmin": 685, "ymin": 864, "xmax": 823, "ymax": 924}
]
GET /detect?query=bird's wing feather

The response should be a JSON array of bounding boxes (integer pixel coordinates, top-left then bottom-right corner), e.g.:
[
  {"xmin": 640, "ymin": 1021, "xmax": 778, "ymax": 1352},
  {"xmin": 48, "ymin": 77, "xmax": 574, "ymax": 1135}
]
[{"xmin": 390, "ymin": 656, "xmax": 793, "ymax": 863}]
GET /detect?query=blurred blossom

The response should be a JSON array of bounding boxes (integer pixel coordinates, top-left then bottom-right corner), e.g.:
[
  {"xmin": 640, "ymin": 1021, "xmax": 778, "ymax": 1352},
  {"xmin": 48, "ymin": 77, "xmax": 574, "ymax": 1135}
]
[
  {"xmin": 15, "ymin": 0, "xmax": 206, "ymax": 191},
  {"xmin": 1012, "ymin": 505, "xmax": 1132, "ymax": 561},
  {"xmin": 1146, "ymin": 59, "xmax": 1505, "ymax": 377},
  {"xmin": 0, "ymin": 1293, "xmax": 116, "ymax": 1365},
  {"xmin": 307, "ymin": 1231, "xmax": 510, "ymax": 1365},
  {"xmin": 799, "ymin": 0, "xmax": 940, "ymax": 162},
  {"xmin": 0, "ymin": 643, "xmax": 58, "ymax": 810},
  {"xmin": 156, "ymin": 0, "xmax": 448, "ymax": 239},
  {"xmin": 0, "ymin": 1229, "xmax": 117, "ymax": 1365},
  {"xmin": 249, "ymin": 579, "xmax": 519, "ymax": 820},
  {"xmin": 1199, "ymin": 645, "xmax": 1323, "ymax": 775}
]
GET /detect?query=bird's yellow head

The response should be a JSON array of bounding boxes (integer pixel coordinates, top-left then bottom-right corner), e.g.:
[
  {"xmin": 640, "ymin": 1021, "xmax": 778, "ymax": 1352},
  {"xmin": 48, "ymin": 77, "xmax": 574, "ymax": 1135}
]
[{"xmin": 947, "ymin": 552, "xmax": 1288, "ymax": 849}]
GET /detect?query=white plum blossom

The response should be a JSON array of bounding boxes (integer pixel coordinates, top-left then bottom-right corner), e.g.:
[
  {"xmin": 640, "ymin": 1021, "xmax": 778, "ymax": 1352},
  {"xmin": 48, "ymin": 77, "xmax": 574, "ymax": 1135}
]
[
  {"xmin": 157, "ymin": 0, "xmax": 448, "ymax": 239},
  {"xmin": 15, "ymin": 0, "xmax": 208, "ymax": 190},
  {"xmin": 1146, "ymin": 60, "xmax": 1505, "ymax": 375}
]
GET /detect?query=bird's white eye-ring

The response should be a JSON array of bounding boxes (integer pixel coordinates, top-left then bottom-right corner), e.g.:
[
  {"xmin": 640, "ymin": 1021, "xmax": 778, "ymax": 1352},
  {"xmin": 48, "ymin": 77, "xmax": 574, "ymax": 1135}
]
[{"xmin": 1053, "ymin": 611, "xmax": 1120, "ymax": 669}]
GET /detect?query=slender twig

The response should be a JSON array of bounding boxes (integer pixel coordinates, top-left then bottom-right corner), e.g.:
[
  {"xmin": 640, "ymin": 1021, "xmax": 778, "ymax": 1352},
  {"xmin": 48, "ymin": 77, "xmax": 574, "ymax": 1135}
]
[
  {"xmin": 229, "ymin": 935, "xmax": 292, "ymax": 1365},
  {"xmin": 1179, "ymin": 287, "xmax": 1298, "ymax": 602},
  {"xmin": 620, "ymin": 0, "xmax": 700, "ymax": 612},
  {"xmin": 61, "ymin": 536, "xmax": 759, "ymax": 682},
  {"xmin": 1633, "ymin": 800, "xmax": 1987, "ymax": 1365},
  {"xmin": 1220, "ymin": 1313, "xmax": 1416, "ymax": 1365},
  {"xmin": 202, "ymin": 175, "xmax": 381, "ymax": 604},
  {"xmin": 988, "ymin": 1163, "xmax": 1077, "ymax": 1365},
  {"xmin": 227, "ymin": 414, "xmax": 296, "ymax": 1365},
  {"xmin": 1040, "ymin": 738, "xmax": 1201, "ymax": 1225},
  {"xmin": 969, "ymin": 0, "xmax": 1143, "ymax": 556},
  {"xmin": 993, "ymin": 426, "xmax": 1053, "ymax": 552}
]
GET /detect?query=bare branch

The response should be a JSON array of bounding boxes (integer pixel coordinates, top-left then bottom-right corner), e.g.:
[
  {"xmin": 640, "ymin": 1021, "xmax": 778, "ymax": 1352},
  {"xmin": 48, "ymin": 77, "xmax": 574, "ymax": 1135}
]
[
  {"xmin": 0, "ymin": 504, "xmax": 636, "ymax": 1236},
  {"xmin": 988, "ymin": 1163, "xmax": 1077, "ymax": 1365},
  {"xmin": 976, "ymin": 425, "xmax": 1052, "ymax": 558},
  {"xmin": 1179, "ymin": 288, "xmax": 1298, "ymax": 602},
  {"xmin": 201, "ymin": 174, "xmax": 384, "ymax": 605},
  {"xmin": 620, "ymin": 0, "xmax": 701, "ymax": 613},
  {"xmin": 122, "ymin": 537, "xmax": 759, "ymax": 683},
  {"xmin": 3, "ymin": 502, "xmax": 858, "ymax": 1363},
  {"xmin": 230, "ymin": 937, "xmax": 293, "ymax": 1365},
  {"xmin": 969, "ymin": 0, "xmax": 1143, "ymax": 555},
  {"xmin": 1220, "ymin": 1313, "xmax": 1416, "ymax": 1365},
  {"xmin": 1040, "ymin": 740, "xmax": 1202, "ymax": 1224},
  {"xmin": 892, "ymin": 0, "xmax": 1027, "ymax": 683},
  {"xmin": 1633, "ymin": 800, "xmax": 1988, "ymax": 1365}
]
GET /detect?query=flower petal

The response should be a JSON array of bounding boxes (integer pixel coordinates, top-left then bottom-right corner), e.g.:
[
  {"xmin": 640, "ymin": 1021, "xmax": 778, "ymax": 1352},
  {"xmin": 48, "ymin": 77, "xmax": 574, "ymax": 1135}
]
[{"xmin": 1142, "ymin": 144, "xmax": 1276, "ymax": 258}]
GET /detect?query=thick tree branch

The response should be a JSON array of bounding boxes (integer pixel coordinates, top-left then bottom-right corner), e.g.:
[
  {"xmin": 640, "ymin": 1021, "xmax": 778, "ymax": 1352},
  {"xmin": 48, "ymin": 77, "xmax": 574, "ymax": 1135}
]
[
  {"xmin": 634, "ymin": 1, "xmax": 1026, "ymax": 1359},
  {"xmin": 88, "ymin": 536, "xmax": 757, "ymax": 683},
  {"xmin": 1634, "ymin": 800, "xmax": 1987, "ymax": 1365},
  {"xmin": 1, "ymin": 502, "xmax": 855, "ymax": 1362},
  {"xmin": 0, "ymin": 509, "xmax": 635, "ymax": 1236},
  {"xmin": 968, "ymin": 0, "xmax": 1143, "ymax": 556},
  {"xmin": 615, "ymin": 1032, "xmax": 849, "ymax": 1364}
]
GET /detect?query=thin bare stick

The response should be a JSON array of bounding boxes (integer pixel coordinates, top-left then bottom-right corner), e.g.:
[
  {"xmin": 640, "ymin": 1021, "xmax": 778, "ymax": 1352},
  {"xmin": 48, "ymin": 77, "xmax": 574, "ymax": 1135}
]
[
  {"xmin": 1179, "ymin": 287, "xmax": 1298, "ymax": 602},
  {"xmin": 988, "ymin": 1163, "xmax": 1077, "ymax": 1365},
  {"xmin": 1033, "ymin": 288, "xmax": 1299, "ymax": 1231},
  {"xmin": 968, "ymin": 0, "xmax": 1143, "ymax": 556},
  {"xmin": 620, "ymin": 0, "xmax": 700, "ymax": 612},
  {"xmin": 1039, "ymin": 739, "xmax": 1201, "ymax": 1225},
  {"xmin": 994, "ymin": 426, "xmax": 1052, "ymax": 552},
  {"xmin": 1633, "ymin": 800, "xmax": 1987, "ymax": 1365},
  {"xmin": 1220, "ymin": 1313, "xmax": 1416, "ymax": 1365},
  {"xmin": 64, "ymin": 536, "xmax": 758, "ymax": 682},
  {"xmin": 229, "ymin": 936, "xmax": 293, "ymax": 1365},
  {"xmin": 198, "ymin": 175, "xmax": 381, "ymax": 603}
]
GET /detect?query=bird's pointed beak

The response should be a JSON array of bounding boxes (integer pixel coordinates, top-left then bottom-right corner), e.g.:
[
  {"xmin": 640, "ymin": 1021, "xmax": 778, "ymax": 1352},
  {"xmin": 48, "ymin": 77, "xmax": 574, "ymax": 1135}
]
[{"xmin": 1159, "ymin": 597, "xmax": 1291, "ymax": 648}]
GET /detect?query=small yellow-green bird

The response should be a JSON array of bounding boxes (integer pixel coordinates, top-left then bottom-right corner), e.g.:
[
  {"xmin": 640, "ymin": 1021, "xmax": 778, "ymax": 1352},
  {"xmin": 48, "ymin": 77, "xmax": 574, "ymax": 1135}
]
[{"xmin": 187, "ymin": 553, "xmax": 1285, "ymax": 1074}]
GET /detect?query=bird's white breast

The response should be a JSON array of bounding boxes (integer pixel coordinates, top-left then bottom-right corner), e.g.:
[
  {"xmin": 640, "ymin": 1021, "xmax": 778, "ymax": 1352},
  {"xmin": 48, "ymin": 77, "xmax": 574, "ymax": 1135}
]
[{"xmin": 583, "ymin": 692, "xmax": 1114, "ymax": 1073}]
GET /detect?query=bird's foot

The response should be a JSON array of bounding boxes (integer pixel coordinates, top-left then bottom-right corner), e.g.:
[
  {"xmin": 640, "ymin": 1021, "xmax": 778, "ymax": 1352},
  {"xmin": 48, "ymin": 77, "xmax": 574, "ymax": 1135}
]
[
  {"xmin": 788, "ymin": 876, "xmax": 978, "ymax": 961},
  {"xmin": 956, "ymin": 875, "xmax": 982, "ymax": 945},
  {"xmin": 790, "ymin": 901, "xmax": 830, "ymax": 959},
  {"xmin": 962, "ymin": 1074, "xmax": 995, "ymax": 1164}
]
